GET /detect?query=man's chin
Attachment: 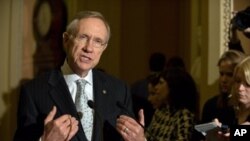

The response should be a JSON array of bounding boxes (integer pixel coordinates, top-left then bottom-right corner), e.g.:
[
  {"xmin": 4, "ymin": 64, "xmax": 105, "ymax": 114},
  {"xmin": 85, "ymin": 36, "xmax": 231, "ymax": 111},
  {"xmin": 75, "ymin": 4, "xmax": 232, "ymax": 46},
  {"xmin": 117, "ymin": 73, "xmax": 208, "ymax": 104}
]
[{"xmin": 78, "ymin": 62, "xmax": 93, "ymax": 70}]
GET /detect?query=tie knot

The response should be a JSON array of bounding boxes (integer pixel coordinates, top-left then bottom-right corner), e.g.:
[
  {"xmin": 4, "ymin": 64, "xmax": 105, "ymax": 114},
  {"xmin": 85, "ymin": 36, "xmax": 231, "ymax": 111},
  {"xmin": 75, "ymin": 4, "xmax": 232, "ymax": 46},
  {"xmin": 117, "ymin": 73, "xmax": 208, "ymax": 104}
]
[{"xmin": 76, "ymin": 79, "xmax": 87, "ymax": 88}]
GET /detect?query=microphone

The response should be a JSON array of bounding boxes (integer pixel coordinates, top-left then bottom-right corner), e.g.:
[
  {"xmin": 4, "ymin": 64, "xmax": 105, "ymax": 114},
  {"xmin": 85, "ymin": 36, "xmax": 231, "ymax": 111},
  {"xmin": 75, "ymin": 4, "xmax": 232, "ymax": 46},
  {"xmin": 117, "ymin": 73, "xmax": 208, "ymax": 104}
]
[
  {"xmin": 87, "ymin": 100, "xmax": 94, "ymax": 109},
  {"xmin": 87, "ymin": 100, "xmax": 104, "ymax": 141},
  {"xmin": 117, "ymin": 102, "xmax": 157, "ymax": 141},
  {"xmin": 77, "ymin": 101, "xmax": 94, "ymax": 119}
]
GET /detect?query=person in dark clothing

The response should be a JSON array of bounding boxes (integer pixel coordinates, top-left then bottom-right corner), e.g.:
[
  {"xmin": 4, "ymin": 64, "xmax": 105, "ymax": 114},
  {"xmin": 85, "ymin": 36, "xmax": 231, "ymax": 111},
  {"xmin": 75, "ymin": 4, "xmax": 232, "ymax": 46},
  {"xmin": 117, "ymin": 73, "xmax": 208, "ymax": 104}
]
[
  {"xmin": 212, "ymin": 56, "xmax": 250, "ymax": 141},
  {"xmin": 14, "ymin": 11, "xmax": 134, "ymax": 141},
  {"xmin": 131, "ymin": 52, "xmax": 166, "ymax": 127},
  {"xmin": 202, "ymin": 50, "xmax": 246, "ymax": 127},
  {"xmin": 228, "ymin": 6, "xmax": 250, "ymax": 53}
]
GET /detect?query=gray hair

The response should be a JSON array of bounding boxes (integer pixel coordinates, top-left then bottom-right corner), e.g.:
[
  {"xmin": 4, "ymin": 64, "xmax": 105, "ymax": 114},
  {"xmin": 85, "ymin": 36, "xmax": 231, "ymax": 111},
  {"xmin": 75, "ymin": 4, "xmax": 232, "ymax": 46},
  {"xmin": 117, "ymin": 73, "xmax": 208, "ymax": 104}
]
[{"xmin": 66, "ymin": 11, "xmax": 111, "ymax": 42}]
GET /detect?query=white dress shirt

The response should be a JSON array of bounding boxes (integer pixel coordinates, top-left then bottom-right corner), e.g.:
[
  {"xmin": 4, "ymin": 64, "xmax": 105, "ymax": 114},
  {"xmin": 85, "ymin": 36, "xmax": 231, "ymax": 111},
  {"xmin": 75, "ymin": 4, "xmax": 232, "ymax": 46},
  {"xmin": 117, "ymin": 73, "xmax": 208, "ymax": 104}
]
[{"xmin": 61, "ymin": 60, "xmax": 94, "ymax": 103}]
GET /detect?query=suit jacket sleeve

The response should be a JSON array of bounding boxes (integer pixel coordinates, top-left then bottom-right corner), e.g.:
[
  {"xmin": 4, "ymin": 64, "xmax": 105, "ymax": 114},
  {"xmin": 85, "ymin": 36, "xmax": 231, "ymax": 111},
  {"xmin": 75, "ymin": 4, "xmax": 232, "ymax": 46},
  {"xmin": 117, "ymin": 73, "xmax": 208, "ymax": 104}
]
[{"xmin": 14, "ymin": 82, "xmax": 45, "ymax": 141}]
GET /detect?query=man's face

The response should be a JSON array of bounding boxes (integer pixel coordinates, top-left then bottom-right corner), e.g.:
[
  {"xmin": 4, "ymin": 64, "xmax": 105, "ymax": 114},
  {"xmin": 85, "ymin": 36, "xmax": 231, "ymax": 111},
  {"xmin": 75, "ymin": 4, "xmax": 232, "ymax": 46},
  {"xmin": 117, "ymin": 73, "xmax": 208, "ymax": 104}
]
[
  {"xmin": 63, "ymin": 18, "xmax": 108, "ymax": 76},
  {"xmin": 218, "ymin": 60, "xmax": 234, "ymax": 95}
]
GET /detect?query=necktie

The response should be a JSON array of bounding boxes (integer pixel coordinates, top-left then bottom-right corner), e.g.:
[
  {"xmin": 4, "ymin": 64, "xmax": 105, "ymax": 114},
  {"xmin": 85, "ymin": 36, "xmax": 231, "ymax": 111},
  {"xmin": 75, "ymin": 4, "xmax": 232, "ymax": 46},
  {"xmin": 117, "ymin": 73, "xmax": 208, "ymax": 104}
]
[{"xmin": 75, "ymin": 79, "xmax": 93, "ymax": 141}]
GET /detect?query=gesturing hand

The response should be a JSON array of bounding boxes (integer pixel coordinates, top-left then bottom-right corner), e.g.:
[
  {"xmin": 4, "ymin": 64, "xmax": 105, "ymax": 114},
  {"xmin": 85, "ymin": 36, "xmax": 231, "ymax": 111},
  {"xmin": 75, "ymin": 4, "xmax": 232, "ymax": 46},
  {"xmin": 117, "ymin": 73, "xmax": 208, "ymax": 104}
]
[
  {"xmin": 116, "ymin": 109, "xmax": 146, "ymax": 141},
  {"xmin": 41, "ymin": 106, "xmax": 79, "ymax": 141}
]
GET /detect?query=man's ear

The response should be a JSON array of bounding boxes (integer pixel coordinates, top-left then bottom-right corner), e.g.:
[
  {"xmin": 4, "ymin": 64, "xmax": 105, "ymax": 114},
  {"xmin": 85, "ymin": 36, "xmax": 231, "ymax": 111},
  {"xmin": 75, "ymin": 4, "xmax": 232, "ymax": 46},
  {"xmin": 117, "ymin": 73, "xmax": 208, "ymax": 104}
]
[
  {"xmin": 103, "ymin": 43, "xmax": 108, "ymax": 51},
  {"xmin": 62, "ymin": 32, "xmax": 70, "ymax": 52},
  {"xmin": 63, "ymin": 32, "xmax": 69, "ymax": 42}
]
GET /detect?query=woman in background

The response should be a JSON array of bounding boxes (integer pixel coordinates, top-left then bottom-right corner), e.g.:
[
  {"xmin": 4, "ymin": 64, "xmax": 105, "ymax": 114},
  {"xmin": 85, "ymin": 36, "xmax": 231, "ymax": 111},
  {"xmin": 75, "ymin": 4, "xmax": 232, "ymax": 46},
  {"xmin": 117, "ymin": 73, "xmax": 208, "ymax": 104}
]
[
  {"xmin": 146, "ymin": 68, "xmax": 199, "ymax": 141},
  {"xmin": 214, "ymin": 56, "xmax": 250, "ymax": 141}
]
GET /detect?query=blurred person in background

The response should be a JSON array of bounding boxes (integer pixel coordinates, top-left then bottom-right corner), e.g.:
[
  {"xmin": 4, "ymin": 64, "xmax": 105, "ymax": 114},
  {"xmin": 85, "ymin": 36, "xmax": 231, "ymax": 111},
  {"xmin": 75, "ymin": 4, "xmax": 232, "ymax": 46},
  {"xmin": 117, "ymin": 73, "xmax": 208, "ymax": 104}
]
[
  {"xmin": 209, "ymin": 56, "xmax": 250, "ymax": 141},
  {"xmin": 202, "ymin": 50, "xmax": 246, "ymax": 127},
  {"xmin": 131, "ymin": 52, "xmax": 166, "ymax": 127},
  {"xmin": 146, "ymin": 68, "xmax": 199, "ymax": 141}
]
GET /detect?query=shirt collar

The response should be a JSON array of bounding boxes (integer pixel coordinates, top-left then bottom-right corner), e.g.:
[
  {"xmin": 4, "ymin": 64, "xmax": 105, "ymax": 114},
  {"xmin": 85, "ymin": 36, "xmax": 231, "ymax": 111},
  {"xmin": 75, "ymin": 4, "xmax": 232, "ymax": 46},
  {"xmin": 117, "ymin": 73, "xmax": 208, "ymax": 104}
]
[{"xmin": 61, "ymin": 60, "xmax": 93, "ymax": 85}]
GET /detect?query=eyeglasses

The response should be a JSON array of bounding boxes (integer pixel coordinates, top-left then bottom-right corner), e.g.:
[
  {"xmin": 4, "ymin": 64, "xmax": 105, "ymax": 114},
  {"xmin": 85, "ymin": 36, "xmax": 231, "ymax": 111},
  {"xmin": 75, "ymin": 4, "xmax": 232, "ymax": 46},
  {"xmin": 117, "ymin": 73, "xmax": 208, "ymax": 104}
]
[{"xmin": 72, "ymin": 34, "xmax": 107, "ymax": 48}]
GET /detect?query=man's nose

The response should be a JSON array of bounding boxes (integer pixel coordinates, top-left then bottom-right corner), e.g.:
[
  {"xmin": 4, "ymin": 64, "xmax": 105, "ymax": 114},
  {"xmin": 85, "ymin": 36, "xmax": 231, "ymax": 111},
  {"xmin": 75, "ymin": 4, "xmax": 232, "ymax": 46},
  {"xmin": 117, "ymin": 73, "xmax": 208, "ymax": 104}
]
[{"xmin": 83, "ymin": 40, "xmax": 94, "ymax": 52}]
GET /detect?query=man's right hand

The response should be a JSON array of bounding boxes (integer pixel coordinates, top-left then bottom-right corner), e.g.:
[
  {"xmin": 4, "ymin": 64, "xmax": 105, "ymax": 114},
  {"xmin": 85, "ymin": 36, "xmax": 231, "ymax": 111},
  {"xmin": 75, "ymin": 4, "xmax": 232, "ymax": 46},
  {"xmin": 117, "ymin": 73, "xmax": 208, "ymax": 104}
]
[{"xmin": 41, "ymin": 106, "xmax": 79, "ymax": 141}]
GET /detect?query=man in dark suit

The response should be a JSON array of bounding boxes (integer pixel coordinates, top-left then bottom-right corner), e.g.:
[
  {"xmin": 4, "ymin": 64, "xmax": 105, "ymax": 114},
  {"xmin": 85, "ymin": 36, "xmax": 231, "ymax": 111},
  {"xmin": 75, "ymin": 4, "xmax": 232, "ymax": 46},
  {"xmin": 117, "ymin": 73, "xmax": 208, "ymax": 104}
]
[{"xmin": 14, "ymin": 11, "xmax": 134, "ymax": 141}]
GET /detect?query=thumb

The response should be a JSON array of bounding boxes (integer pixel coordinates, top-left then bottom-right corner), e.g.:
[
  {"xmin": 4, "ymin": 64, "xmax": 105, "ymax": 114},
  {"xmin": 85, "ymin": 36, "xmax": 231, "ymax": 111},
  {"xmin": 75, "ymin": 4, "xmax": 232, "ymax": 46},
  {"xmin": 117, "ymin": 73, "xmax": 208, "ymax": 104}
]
[
  {"xmin": 213, "ymin": 118, "xmax": 222, "ymax": 127},
  {"xmin": 138, "ymin": 109, "xmax": 145, "ymax": 127},
  {"xmin": 44, "ymin": 106, "xmax": 57, "ymax": 125}
]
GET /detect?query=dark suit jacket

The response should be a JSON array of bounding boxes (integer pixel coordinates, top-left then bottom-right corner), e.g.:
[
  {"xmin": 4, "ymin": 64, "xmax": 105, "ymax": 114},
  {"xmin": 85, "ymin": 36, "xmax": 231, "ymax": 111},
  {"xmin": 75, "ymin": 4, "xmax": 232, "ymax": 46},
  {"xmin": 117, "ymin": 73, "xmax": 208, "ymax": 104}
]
[{"xmin": 14, "ymin": 69, "xmax": 133, "ymax": 141}]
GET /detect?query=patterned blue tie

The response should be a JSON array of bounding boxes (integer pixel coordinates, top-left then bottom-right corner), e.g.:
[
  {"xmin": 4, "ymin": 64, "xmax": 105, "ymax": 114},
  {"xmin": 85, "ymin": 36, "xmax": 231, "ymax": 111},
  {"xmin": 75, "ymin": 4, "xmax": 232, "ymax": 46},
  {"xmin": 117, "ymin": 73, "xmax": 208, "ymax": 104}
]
[{"xmin": 75, "ymin": 79, "xmax": 93, "ymax": 141}]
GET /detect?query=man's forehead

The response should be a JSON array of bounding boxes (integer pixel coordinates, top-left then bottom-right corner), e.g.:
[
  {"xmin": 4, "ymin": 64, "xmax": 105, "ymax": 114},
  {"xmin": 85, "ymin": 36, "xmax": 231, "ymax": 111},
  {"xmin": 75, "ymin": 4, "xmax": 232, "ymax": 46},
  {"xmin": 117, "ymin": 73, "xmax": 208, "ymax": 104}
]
[{"xmin": 77, "ymin": 18, "xmax": 108, "ymax": 37}]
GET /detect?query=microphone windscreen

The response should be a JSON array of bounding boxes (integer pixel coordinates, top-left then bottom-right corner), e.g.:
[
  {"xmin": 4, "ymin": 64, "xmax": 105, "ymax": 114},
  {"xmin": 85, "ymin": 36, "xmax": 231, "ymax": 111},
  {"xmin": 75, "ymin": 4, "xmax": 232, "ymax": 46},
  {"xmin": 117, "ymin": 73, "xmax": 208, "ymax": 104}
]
[{"xmin": 87, "ymin": 100, "xmax": 94, "ymax": 109}]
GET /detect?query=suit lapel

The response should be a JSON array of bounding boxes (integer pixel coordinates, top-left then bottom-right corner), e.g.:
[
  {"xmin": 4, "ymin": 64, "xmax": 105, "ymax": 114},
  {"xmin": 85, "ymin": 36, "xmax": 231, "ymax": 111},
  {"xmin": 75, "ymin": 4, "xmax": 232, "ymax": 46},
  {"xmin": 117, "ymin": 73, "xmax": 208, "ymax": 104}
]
[
  {"xmin": 47, "ymin": 70, "xmax": 87, "ymax": 141},
  {"xmin": 92, "ymin": 70, "xmax": 124, "ymax": 141},
  {"xmin": 91, "ymin": 71, "xmax": 102, "ymax": 141},
  {"xmin": 48, "ymin": 70, "xmax": 76, "ymax": 115},
  {"xmin": 92, "ymin": 70, "xmax": 114, "ymax": 141}
]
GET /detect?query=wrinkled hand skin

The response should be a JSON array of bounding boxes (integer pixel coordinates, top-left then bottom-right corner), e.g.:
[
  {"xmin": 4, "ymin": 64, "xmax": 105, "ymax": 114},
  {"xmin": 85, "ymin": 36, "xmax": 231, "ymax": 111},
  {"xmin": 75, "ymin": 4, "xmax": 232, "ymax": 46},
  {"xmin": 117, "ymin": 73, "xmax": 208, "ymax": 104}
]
[
  {"xmin": 116, "ymin": 109, "xmax": 146, "ymax": 141},
  {"xmin": 41, "ymin": 106, "xmax": 79, "ymax": 141}
]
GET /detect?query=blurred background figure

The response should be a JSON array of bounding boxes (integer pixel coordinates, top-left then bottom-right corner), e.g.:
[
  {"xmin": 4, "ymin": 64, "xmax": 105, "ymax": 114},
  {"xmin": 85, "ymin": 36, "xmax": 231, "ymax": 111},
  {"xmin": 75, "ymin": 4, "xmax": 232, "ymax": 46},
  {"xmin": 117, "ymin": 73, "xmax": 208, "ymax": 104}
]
[
  {"xmin": 201, "ymin": 50, "xmax": 246, "ymax": 141},
  {"xmin": 146, "ymin": 68, "xmax": 199, "ymax": 141},
  {"xmin": 228, "ymin": 21, "xmax": 245, "ymax": 53},
  {"xmin": 231, "ymin": 56, "xmax": 250, "ymax": 124},
  {"xmin": 166, "ymin": 56, "xmax": 186, "ymax": 71},
  {"xmin": 229, "ymin": 6, "xmax": 250, "ymax": 53},
  {"xmin": 207, "ymin": 56, "xmax": 250, "ymax": 141},
  {"xmin": 130, "ymin": 52, "xmax": 166, "ymax": 127},
  {"xmin": 231, "ymin": 6, "xmax": 250, "ymax": 38},
  {"xmin": 202, "ymin": 50, "xmax": 246, "ymax": 126}
]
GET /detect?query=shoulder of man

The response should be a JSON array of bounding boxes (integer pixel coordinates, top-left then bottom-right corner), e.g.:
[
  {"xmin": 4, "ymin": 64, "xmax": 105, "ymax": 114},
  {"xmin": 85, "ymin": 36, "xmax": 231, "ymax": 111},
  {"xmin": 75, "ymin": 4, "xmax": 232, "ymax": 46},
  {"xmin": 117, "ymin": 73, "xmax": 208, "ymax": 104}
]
[
  {"xmin": 92, "ymin": 68, "xmax": 126, "ymax": 84},
  {"xmin": 22, "ymin": 69, "xmax": 62, "ymax": 87}
]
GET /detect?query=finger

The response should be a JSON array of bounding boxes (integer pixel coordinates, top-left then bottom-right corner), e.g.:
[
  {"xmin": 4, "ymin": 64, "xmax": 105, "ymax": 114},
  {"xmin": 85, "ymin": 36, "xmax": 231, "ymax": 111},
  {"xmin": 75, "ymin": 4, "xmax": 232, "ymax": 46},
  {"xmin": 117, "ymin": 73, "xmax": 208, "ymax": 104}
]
[
  {"xmin": 224, "ymin": 132, "xmax": 230, "ymax": 137},
  {"xmin": 55, "ymin": 115, "xmax": 72, "ymax": 126},
  {"xmin": 215, "ymin": 119, "xmax": 222, "ymax": 127},
  {"xmin": 50, "ymin": 115, "xmax": 72, "ymax": 135},
  {"xmin": 66, "ymin": 126, "xmax": 78, "ymax": 141},
  {"xmin": 44, "ymin": 106, "xmax": 57, "ymax": 125},
  {"xmin": 55, "ymin": 115, "xmax": 72, "ymax": 140},
  {"xmin": 116, "ymin": 117, "xmax": 125, "ymax": 131},
  {"xmin": 118, "ymin": 115, "xmax": 142, "ymax": 132},
  {"xmin": 244, "ymin": 27, "xmax": 250, "ymax": 33},
  {"xmin": 56, "ymin": 115, "xmax": 72, "ymax": 130},
  {"xmin": 138, "ymin": 109, "xmax": 145, "ymax": 127},
  {"xmin": 242, "ymin": 121, "xmax": 250, "ymax": 125},
  {"xmin": 65, "ymin": 116, "xmax": 72, "ymax": 141},
  {"xmin": 66, "ymin": 117, "xmax": 79, "ymax": 141},
  {"xmin": 117, "ymin": 115, "xmax": 133, "ymax": 129},
  {"xmin": 118, "ymin": 115, "xmax": 136, "ymax": 123},
  {"xmin": 116, "ymin": 117, "xmax": 128, "ymax": 134},
  {"xmin": 116, "ymin": 121, "xmax": 129, "ymax": 139}
]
